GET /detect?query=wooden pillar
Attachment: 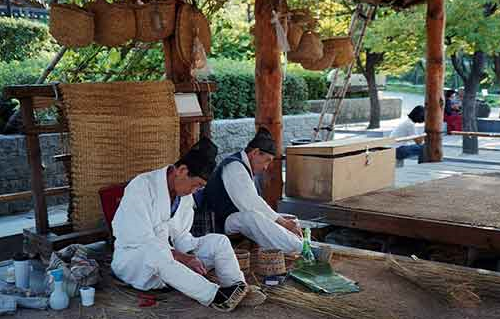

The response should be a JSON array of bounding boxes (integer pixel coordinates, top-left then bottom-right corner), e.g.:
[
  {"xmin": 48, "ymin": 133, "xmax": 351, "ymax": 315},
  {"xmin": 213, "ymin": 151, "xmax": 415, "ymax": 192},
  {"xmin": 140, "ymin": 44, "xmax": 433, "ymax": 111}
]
[
  {"xmin": 20, "ymin": 98, "xmax": 49, "ymax": 234},
  {"xmin": 255, "ymin": 0, "xmax": 283, "ymax": 209},
  {"xmin": 163, "ymin": 34, "xmax": 199, "ymax": 153},
  {"xmin": 424, "ymin": 0, "xmax": 445, "ymax": 162}
]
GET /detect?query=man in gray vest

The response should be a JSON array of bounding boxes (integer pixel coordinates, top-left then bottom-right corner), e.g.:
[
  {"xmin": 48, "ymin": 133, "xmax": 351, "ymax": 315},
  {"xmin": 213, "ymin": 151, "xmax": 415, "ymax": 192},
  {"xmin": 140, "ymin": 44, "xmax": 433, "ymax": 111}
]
[{"xmin": 204, "ymin": 128, "xmax": 303, "ymax": 253}]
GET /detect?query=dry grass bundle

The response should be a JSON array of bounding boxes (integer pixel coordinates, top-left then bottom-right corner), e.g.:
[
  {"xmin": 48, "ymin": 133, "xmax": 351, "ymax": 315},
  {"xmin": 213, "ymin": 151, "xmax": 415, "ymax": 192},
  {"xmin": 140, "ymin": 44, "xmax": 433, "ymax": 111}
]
[
  {"xmin": 265, "ymin": 285, "xmax": 392, "ymax": 319},
  {"xmin": 386, "ymin": 255, "xmax": 489, "ymax": 308}
]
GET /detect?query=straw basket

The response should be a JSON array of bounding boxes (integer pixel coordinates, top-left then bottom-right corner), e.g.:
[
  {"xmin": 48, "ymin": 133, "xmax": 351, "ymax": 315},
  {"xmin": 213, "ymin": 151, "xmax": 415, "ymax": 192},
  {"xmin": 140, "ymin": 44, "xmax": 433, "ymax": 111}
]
[
  {"xmin": 250, "ymin": 247, "xmax": 260, "ymax": 271},
  {"xmin": 235, "ymin": 249, "xmax": 251, "ymax": 273},
  {"xmin": 49, "ymin": 4, "xmax": 94, "ymax": 48},
  {"xmin": 287, "ymin": 31, "xmax": 323, "ymax": 63},
  {"xmin": 88, "ymin": 0, "xmax": 136, "ymax": 47},
  {"xmin": 331, "ymin": 36, "xmax": 354, "ymax": 68},
  {"xmin": 257, "ymin": 249, "xmax": 287, "ymax": 276},
  {"xmin": 135, "ymin": 0, "xmax": 175, "ymax": 42},
  {"xmin": 287, "ymin": 22, "xmax": 303, "ymax": 51},
  {"xmin": 300, "ymin": 38, "xmax": 336, "ymax": 71},
  {"xmin": 175, "ymin": 3, "xmax": 211, "ymax": 66}
]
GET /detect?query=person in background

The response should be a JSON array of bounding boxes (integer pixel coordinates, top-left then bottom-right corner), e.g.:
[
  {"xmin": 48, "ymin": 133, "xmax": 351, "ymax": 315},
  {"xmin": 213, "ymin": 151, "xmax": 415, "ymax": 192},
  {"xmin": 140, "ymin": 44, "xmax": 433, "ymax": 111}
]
[
  {"xmin": 445, "ymin": 89, "xmax": 460, "ymax": 116},
  {"xmin": 390, "ymin": 105, "xmax": 425, "ymax": 162}
]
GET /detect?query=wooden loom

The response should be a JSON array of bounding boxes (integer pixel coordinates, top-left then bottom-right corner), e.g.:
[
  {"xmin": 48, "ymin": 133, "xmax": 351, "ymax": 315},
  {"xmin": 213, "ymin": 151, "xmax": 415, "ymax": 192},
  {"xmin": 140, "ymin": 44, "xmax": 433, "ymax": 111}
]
[{"xmin": 2, "ymin": 81, "xmax": 214, "ymax": 259}]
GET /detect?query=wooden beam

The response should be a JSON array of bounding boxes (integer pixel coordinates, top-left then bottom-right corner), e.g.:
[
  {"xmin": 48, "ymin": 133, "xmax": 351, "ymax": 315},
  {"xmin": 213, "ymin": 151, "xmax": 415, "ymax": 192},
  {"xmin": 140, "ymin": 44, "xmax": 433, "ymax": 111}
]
[
  {"xmin": 450, "ymin": 131, "xmax": 500, "ymax": 138},
  {"xmin": 20, "ymin": 97, "xmax": 49, "ymax": 235},
  {"xmin": 255, "ymin": 0, "xmax": 283, "ymax": 210},
  {"xmin": 0, "ymin": 186, "xmax": 70, "ymax": 203},
  {"xmin": 279, "ymin": 197, "xmax": 500, "ymax": 252},
  {"xmin": 423, "ymin": 0, "xmax": 445, "ymax": 162},
  {"xmin": 4, "ymin": 82, "xmax": 216, "ymax": 100},
  {"xmin": 394, "ymin": 133, "xmax": 427, "ymax": 143}
]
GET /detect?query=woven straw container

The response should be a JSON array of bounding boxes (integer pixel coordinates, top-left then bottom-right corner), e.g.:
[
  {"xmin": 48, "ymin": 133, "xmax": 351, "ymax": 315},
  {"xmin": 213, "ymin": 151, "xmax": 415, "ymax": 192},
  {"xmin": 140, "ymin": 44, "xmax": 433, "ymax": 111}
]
[
  {"xmin": 287, "ymin": 22, "xmax": 303, "ymax": 51},
  {"xmin": 49, "ymin": 4, "xmax": 94, "ymax": 48},
  {"xmin": 300, "ymin": 38, "xmax": 336, "ymax": 71},
  {"xmin": 235, "ymin": 249, "xmax": 250, "ymax": 273},
  {"xmin": 331, "ymin": 36, "xmax": 354, "ymax": 68},
  {"xmin": 135, "ymin": 0, "xmax": 175, "ymax": 42},
  {"xmin": 287, "ymin": 31, "xmax": 323, "ymax": 63},
  {"xmin": 88, "ymin": 0, "xmax": 136, "ymax": 47},
  {"xmin": 257, "ymin": 249, "xmax": 286, "ymax": 276}
]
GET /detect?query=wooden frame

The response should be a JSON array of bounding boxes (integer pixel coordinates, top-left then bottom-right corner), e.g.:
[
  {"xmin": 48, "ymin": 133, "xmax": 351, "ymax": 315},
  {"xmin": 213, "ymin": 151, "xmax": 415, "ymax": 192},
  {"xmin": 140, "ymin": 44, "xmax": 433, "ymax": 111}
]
[
  {"xmin": 279, "ymin": 197, "xmax": 500, "ymax": 252},
  {"xmin": 2, "ymin": 81, "xmax": 216, "ymax": 258}
]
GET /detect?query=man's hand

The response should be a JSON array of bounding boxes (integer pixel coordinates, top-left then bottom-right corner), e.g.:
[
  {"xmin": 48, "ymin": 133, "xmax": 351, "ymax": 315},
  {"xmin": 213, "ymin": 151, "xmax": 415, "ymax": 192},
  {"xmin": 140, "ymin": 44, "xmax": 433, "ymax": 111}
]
[
  {"xmin": 276, "ymin": 217, "xmax": 303, "ymax": 238},
  {"xmin": 172, "ymin": 250, "xmax": 207, "ymax": 275},
  {"xmin": 414, "ymin": 136, "xmax": 425, "ymax": 145}
]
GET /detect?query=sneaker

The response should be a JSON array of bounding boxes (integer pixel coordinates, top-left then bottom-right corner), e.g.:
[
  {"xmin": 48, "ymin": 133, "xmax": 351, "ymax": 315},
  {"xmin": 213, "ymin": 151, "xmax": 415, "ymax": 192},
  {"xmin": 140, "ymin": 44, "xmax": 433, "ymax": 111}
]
[{"xmin": 210, "ymin": 282, "xmax": 248, "ymax": 312}]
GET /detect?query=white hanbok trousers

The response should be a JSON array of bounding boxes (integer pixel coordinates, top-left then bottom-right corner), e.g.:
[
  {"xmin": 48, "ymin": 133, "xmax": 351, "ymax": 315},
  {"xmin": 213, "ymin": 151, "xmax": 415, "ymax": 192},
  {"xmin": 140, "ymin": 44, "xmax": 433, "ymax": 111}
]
[
  {"xmin": 225, "ymin": 212, "xmax": 303, "ymax": 254},
  {"xmin": 112, "ymin": 234, "xmax": 244, "ymax": 306}
]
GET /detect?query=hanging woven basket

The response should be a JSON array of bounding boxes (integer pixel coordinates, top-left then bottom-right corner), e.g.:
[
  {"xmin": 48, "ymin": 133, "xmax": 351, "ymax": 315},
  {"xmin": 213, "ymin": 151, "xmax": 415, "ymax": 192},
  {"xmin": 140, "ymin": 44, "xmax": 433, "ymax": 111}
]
[
  {"xmin": 287, "ymin": 22, "xmax": 303, "ymax": 52},
  {"xmin": 300, "ymin": 38, "xmax": 337, "ymax": 71},
  {"xmin": 175, "ymin": 3, "xmax": 211, "ymax": 66},
  {"xmin": 331, "ymin": 36, "xmax": 355, "ymax": 68},
  {"xmin": 49, "ymin": 4, "xmax": 94, "ymax": 48},
  {"xmin": 135, "ymin": 0, "xmax": 176, "ymax": 43},
  {"xmin": 257, "ymin": 249, "xmax": 286, "ymax": 276},
  {"xmin": 287, "ymin": 31, "xmax": 323, "ymax": 63},
  {"xmin": 88, "ymin": 0, "xmax": 136, "ymax": 47}
]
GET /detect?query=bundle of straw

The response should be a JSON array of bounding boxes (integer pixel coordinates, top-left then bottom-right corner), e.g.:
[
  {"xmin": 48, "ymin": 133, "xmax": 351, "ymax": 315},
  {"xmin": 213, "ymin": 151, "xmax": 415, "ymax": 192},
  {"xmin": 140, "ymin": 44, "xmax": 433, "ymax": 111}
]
[
  {"xmin": 265, "ymin": 285, "xmax": 392, "ymax": 319},
  {"xmin": 386, "ymin": 255, "xmax": 495, "ymax": 308}
]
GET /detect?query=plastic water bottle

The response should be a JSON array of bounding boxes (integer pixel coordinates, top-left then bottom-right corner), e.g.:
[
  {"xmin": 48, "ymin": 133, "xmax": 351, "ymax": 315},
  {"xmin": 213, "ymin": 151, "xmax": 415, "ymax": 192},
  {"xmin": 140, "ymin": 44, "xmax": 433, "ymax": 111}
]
[
  {"xmin": 49, "ymin": 269, "xmax": 69, "ymax": 310},
  {"xmin": 302, "ymin": 228, "xmax": 315, "ymax": 263}
]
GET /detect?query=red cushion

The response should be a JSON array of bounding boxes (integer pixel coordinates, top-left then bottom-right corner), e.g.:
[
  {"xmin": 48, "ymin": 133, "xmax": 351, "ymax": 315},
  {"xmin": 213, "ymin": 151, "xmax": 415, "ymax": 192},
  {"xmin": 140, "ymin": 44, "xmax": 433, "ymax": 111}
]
[{"xmin": 98, "ymin": 182, "xmax": 128, "ymax": 234}]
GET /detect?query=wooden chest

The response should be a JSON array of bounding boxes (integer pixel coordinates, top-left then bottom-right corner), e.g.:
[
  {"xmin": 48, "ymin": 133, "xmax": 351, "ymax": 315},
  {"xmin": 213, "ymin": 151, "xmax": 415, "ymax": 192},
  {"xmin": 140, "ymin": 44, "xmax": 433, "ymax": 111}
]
[{"xmin": 285, "ymin": 137, "xmax": 395, "ymax": 202}]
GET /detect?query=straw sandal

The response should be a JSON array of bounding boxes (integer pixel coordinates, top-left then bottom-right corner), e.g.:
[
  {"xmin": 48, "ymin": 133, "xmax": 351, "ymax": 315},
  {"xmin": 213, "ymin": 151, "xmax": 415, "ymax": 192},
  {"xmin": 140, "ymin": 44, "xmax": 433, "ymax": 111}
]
[{"xmin": 211, "ymin": 282, "xmax": 249, "ymax": 312}]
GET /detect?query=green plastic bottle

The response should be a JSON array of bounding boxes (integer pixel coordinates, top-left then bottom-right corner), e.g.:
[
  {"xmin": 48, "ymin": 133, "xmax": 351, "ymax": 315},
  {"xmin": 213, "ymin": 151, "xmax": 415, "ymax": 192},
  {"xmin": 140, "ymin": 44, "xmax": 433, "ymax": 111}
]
[{"xmin": 302, "ymin": 227, "xmax": 315, "ymax": 263}]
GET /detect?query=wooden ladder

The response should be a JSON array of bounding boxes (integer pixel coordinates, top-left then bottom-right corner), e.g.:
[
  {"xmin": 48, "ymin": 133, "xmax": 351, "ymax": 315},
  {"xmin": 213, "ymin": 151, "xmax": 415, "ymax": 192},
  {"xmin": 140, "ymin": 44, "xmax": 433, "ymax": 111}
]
[{"xmin": 312, "ymin": 3, "xmax": 377, "ymax": 142}]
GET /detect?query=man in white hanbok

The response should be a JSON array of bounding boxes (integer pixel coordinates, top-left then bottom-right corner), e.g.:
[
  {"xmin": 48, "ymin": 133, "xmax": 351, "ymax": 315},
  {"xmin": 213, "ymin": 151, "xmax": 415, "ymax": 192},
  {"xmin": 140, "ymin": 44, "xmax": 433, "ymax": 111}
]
[
  {"xmin": 203, "ymin": 128, "xmax": 303, "ymax": 254},
  {"xmin": 111, "ymin": 138, "xmax": 247, "ymax": 312}
]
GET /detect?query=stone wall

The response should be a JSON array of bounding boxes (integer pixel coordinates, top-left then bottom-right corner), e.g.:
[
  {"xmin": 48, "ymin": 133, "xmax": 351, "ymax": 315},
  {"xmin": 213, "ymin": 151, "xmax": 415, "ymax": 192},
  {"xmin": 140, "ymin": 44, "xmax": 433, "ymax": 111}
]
[
  {"xmin": 0, "ymin": 97, "xmax": 402, "ymax": 215},
  {"xmin": 0, "ymin": 134, "xmax": 68, "ymax": 215}
]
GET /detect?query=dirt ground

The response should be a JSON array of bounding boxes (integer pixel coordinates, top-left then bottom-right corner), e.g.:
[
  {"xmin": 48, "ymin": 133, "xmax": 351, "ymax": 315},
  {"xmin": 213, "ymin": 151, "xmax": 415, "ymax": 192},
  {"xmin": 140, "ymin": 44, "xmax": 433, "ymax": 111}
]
[{"xmin": 7, "ymin": 256, "xmax": 500, "ymax": 319}]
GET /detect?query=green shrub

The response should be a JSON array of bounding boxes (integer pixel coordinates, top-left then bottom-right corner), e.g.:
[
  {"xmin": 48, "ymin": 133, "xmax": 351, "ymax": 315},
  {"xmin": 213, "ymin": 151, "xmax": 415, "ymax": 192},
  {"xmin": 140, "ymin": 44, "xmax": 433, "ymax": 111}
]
[
  {"xmin": 287, "ymin": 66, "xmax": 329, "ymax": 100},
  {"xmin": 0, "ymin": 17, "xmax": 56, "ymax": 62},
  {"xmin": 207, "ymin": 59, "xmax": 309, "ymax": 119},
  {"xmin": 0, "ymin": 57, "xmax": 50, "ymax": 98}
]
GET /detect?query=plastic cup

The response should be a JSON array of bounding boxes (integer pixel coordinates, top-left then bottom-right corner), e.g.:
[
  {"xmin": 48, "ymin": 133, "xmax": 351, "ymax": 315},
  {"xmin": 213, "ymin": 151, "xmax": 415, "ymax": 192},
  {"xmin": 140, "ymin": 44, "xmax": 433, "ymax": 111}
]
[
  {"xmin": 13, "ymin": 253, "xmax": 30, "ymax": 289},
  {"xmin": 80, "ymin": 287, "xmax": 95, "ymax": 307}
]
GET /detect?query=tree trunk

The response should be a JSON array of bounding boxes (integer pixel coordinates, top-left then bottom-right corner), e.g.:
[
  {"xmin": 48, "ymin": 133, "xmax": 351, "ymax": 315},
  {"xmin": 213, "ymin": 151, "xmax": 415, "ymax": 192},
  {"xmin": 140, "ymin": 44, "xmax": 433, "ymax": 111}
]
[
  {"xmin": 461, "ymin": 51, "xmax": 485, "ymax": 154},
  {"xmin": 494, "ymin": 54, "xmax": 500, "ymax": 86},
  {"xmin": 423, "ymin": 0, "xmax": 445, "ymax": 162},
  {"xmin": 254, "ymin": 0, "xmax": 283, "ymax": 210},
  {"xmin": 365, "ymin": 51, "xmax": 383, "ymax": 129}
]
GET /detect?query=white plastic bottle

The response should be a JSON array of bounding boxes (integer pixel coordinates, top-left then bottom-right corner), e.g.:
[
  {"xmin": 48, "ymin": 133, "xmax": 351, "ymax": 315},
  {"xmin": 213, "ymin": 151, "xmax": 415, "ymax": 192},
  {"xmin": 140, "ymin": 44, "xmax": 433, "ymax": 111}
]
[{"xmin": 49, "ymin": 268, "xmax": 69, "ymax": 310}]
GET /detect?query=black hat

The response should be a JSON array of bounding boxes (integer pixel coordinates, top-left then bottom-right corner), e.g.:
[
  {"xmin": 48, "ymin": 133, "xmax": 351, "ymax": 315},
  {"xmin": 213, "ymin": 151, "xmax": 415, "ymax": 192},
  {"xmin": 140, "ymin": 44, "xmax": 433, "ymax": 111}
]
[
  {"xmin": 178, "ymin": 137, "xmax": 218, "ymax": 181},
  {"xmin": 247, "ymin": 127, "xmax": 277, "ymax": 156}
]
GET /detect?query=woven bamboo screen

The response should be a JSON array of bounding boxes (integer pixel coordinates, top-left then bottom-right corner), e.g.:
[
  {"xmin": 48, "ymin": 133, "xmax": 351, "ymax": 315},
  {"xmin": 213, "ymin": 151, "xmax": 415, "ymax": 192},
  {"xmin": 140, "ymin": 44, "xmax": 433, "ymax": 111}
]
[{"xmin": 60, "ymin": 80, "xmax": 179, "ymax": 230}]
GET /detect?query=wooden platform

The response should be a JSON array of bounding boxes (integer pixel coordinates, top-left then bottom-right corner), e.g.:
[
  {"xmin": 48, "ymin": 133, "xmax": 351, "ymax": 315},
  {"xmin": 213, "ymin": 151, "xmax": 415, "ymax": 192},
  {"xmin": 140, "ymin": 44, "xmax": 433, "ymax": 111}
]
[{"xmin": 279, "ymin": 172, "xmax": 500, "ymax": 252}]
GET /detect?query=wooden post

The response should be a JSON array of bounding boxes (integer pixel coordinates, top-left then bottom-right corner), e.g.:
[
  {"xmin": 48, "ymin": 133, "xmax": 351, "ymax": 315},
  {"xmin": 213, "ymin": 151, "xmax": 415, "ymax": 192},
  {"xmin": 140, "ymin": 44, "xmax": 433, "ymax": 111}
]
[
  {"xmin": 20, "ymin": 98, "xmax": 49, "ymax": 234},
  {"xmin": 255, "ymin": 0, "xmax": 283, "ymax": 209},
  {"xmin": 423, "ymin": 0, "xmax": 445, "ymax": 162}
]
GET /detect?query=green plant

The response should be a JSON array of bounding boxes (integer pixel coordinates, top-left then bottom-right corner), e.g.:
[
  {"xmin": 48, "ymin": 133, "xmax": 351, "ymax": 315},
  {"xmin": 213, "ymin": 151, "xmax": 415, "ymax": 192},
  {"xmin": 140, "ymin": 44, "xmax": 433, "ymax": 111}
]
[
  {"xmin": 0, "ymin": 57, "xmax": 50, "ymax": 98},
  {"xmin": 0, "ymin": 17, "xmax": 56, "ymax": 63},
  {"xmin": 207, "ymin": 59, "xmax": 309, "ymax": 119}
]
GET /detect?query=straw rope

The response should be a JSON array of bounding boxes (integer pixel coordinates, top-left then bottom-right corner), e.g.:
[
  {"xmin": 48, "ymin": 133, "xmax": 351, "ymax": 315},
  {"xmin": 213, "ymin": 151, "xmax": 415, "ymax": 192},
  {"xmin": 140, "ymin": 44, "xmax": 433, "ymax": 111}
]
[{"xmin": 60, "ymin": 80, "xmax": 179, "ymax": 230}]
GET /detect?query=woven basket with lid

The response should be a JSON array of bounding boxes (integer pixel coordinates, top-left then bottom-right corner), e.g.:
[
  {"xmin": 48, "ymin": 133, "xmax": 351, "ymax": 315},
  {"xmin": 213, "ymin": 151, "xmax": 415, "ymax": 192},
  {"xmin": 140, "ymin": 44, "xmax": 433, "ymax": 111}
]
[
  {"xmin": 49, "ymin": 4, "xmax": 94, "ymax": 48},
  {"xmin": 135, "ymin": 0, "xmax": 176, "ymax": 42}
]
